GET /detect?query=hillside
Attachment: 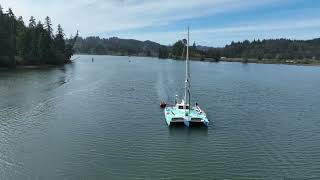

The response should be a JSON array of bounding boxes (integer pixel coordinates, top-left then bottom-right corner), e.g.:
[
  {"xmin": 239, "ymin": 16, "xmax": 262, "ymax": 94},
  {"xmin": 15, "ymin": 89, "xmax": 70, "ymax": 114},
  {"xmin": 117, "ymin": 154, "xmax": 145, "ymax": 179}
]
[
  {"xmin": 74, "ymin": 36, "xmax": 320, "ymax": 64},
  {"xmin": 74, "ymin": 36, "xmax": 163, "ymax": 57},
  {"xmin": 220, "ymin": 38, "xmax": 320, "ymax": 61}
]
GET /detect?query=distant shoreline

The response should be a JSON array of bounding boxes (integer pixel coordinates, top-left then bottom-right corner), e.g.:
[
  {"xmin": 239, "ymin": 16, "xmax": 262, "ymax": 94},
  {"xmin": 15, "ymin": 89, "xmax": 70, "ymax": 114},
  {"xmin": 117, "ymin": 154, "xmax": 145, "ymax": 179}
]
[
  {"xmin": 2, "ymin": 55, "xmax": 319, "ymax": 70},
  {"xmin": 76, "ymin": 54, "xmax": 320, "ymax": 67},
  {"xmin": 218, "ymin": 57, "xmax": 320, "ymax": 66}
]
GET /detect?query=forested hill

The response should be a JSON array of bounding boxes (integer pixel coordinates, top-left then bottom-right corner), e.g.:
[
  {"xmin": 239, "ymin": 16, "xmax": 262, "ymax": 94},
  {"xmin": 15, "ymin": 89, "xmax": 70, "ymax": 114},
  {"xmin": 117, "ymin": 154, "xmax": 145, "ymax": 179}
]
[
  {"xmin": 220, "ymin": 38, "xmax": 320, "ymax": 61},
  {"xmin": 74, "ymin": 36, "xmax": 163, "ymax": 57},
  {"xmin": 74, "ymin": 36, "xmax": 320, "ymax": 64},
  {"xmin": 0, "ymin": 5, "xmax": 78, "ymax": 68}
]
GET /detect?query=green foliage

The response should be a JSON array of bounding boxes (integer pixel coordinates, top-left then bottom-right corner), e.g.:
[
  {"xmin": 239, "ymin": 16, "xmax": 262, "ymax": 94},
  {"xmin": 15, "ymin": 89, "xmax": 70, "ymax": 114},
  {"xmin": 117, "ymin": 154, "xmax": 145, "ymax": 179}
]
[
  {"xmin": 170, "ymin": 38, "xmax": 320, "ymax": 63},
  {"xmin": 170, "ymin": 40, "xmax": 221, "ymax": 61},
  {"xmin": 7, "ymin": 8, "xmax": 14, "ymax": 18},
  {"xmin": 0, "ymin": 7, "xmax": 16, "ymax": 67},
  {"xmin": 73, "ymin": 36, "xmax": 161, "ymax": 57},
  {"xmin": 44, "ymin": 16, "xmax": 53, "ymax": 37},
  {"xmin": 38, "ymin": 31, "xmax": 53, "ymax": 63},
  {"xmin": 171, "ymin": 40, "xmax": 185, "ymax": 59},
  {"xmin": 0, "ymin": 5, "xmax": 78, "ymax": 68},
  {"xmin": 220, "ymin": 39, "xmax": 320, "ymax": 61},
  {"xmin": 207, "ymin": 48, "xmax": 221, "ymax": 62},
  {"xmin": 158, "ymin": 45, "xmax": 169, "ymax": 59},
  {"xmin": 53, "ymin": 24, "xmax": 66, "ymax": 62},
  {"xmin": 28, "ymin": 16, "xmax": 36, "ymax": 28},
  {"xmin": 65, "ymin": 30, "xmax": 78, "ymax": 61}
]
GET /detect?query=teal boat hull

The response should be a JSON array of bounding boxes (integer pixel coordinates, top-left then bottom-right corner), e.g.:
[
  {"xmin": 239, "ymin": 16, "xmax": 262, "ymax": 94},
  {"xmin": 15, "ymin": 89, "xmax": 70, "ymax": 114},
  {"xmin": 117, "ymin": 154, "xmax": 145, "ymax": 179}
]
[{"xmin": 164, "ymin": 107, "xmax": 209, "ymax": 127}]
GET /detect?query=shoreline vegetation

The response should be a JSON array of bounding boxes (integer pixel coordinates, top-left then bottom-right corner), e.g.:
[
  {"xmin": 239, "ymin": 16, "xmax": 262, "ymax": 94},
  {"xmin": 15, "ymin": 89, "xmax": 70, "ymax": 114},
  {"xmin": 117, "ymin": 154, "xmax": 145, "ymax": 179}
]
[
  {"xmin": 73, "ymin": 37, "xmax": 320, "ymax": 66},
  {"xmin": 0, "ymin": 5, "xmax": 78, "ymax": 69},
  {"xmin": 72, "ymin": 53, "xmax": 320, "ymax": 67},
  {"xmin": 219, "ymin": 57, "xmax": 320, "ymax": 66}
]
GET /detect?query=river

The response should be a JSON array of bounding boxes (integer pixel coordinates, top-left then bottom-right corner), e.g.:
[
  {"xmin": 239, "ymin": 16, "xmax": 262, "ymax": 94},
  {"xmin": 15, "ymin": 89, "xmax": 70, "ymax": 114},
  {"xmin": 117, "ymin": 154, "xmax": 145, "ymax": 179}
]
[{"xmin": 1, "ymin": 55, "xmax": 320, "ymax": 179}]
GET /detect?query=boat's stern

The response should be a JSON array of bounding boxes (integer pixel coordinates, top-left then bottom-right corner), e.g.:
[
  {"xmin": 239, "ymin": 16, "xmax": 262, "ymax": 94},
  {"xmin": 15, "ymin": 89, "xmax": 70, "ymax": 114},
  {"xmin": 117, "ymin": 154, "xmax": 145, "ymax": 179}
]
[
  {"xmin": 188, "ymin": 117, "xmax": 209, "ymax": 127},
  {"xmin": 164, "ymin": 107, "xmax": 209, "ymax": 127},
  {"xmin": 164, "ymin": 107, "xmax": 174, "ymax": 126},
  {"xmin": 164, "ymin": 107, "xmax": 186, "ymax": 126}
]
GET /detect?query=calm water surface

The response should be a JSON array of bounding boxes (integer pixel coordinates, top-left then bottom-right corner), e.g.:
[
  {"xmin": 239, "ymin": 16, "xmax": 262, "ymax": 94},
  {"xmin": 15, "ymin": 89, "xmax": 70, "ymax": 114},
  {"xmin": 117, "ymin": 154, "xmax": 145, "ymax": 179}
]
[{"xmin": 1, "ymin": 55, "xmax": 320, "ymax": 179}]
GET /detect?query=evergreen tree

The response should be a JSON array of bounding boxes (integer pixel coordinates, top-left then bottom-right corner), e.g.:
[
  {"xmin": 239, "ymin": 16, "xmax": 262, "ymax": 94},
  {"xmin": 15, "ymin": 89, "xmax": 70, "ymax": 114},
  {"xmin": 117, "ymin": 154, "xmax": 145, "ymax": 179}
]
[
  {"xmin": 54, "ymin": 24, "xmax": 66, "ymax": 62},
  {"xmin": 17, "ymin": 16, "xmax": 23, "ymax": 23},
  {"xmin": 55, "ymin": 24, "xmax": 65, "ymax": 52},
  {"xmin": 30, "ymin": 21, "xmax": 45, "ymax": 62},
  {"xmin": 172, "ymin": 40, "xmax": 185, "ymax": 59},
  {"xmin": 44, "ymin": 16, "xmax": 53, "ymax": 37},
  {"xmin": 0, "ymin": 5, "xmax": 77, "ymax": 67},
  {"xmin": 7, "ymin": 8, "xmax": 14, "ymax": 18},
  {"xmin": 16, "ymin": 16, "xmax": 26, "ymax": 58},
  {"xmin": 65, "ymin": 30, "xmax": 79, "ymax": 61},
  {"xmin": 16, "ymin": 16, "xmax": 25, "ymax": 31},
  {"xmin": 29, "ymin": 16, "xmax": 36, "ymax": 28},
  {"xmin": 36, "ymin": 21, "xmax": 44, "ymax": 31},
  {"xmin": 38, "ymin": 31, "xmax": 52, "ymax": 64},
  {"xmin": 0, "ymin": 5, "xmax": 6, "ymax": 60},
  {"xmin": 158, "ymin": 45, "xmax": 169, "ymax": 59},
  {"xmin": 6, "ymin": 8, "xmax": 16, "ymax": 67}
]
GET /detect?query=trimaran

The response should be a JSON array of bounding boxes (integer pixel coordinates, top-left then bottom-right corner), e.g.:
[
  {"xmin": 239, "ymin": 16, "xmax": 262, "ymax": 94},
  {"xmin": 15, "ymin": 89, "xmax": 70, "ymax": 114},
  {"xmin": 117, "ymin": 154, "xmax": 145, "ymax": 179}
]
[{"xmin": 162, "ymin": 27, "xmax": 210, "ymax": 127}]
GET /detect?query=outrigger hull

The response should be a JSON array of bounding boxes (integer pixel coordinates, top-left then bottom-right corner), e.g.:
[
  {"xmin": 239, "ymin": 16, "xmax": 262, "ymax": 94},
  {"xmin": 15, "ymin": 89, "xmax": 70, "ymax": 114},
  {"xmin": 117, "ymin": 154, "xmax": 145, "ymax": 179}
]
[{"xmin": 164, "ymin": 107, "xmax": 209, "ymax": 127}]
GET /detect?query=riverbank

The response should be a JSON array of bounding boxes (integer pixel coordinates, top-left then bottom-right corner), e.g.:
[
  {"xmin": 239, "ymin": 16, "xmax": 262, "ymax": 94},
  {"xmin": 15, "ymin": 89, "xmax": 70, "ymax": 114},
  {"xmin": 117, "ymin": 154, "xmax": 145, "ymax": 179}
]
[
  {"xmin": 0, "ymin": 63, "xmax": 71, "ymax": 70},
  {"xmin": 0, "ymin": 65, "xmax": 52, "ymax": 70},
  {"xmin": 163, "ymin": 56, "xmax": 320, "ymax": 66},
  {"xmin": 217, "ymin": 57, "xmax": 320, "ymax": 66},
  {"xmin": 0, "ymin": 56, "xmax": 74, "ymax": 70},
  {"xmin": 70, "ymin": 53, "xmax": 320, "ymax": 67}
]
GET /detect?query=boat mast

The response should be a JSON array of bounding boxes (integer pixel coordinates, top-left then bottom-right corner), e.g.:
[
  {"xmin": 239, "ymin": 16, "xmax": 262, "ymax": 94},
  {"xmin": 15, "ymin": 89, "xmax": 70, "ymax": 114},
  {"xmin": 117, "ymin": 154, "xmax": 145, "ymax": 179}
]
[{"xmin": 184, "ymin": 27, "xmax": 191, "ymax": 114}]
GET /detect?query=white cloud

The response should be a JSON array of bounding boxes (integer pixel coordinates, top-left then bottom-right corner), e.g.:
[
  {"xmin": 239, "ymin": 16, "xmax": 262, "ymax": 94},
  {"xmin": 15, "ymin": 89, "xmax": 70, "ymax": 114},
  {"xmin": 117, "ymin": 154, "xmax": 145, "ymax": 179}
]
[
  {"xmin": 1, "ymin": 0, "xmax": 280, "ymax": 36},
  {"xmin": 120, "ymin": 18, "xmax": 320, "ymax": 46},
  {"xmin": 1, "ymin": 0, "xmax": 319, "ymax": 46}
]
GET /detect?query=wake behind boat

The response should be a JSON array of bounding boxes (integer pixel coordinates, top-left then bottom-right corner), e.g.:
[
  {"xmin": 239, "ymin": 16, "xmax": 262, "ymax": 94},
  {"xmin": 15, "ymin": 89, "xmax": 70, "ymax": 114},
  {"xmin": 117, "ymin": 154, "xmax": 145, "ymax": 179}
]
[{"xmin": 163, "ymin": 27, "xmax": 210, "ymax": 127}]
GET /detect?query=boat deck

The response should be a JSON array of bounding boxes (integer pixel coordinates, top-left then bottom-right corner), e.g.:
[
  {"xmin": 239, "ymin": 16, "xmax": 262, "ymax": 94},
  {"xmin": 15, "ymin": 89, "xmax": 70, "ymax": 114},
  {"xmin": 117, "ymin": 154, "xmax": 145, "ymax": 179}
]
[{"xmin": 164, "ymin": 106, "xmax": 209, "ymax": 126}]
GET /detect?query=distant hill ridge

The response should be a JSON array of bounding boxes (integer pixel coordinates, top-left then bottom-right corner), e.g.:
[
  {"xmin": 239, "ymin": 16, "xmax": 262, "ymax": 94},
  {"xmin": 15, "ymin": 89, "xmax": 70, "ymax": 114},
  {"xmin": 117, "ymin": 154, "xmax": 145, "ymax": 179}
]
[
  {"xmin": 74, "ymin": 36, "xmax": 320, "ymax": 64},
  {"xmin": 74, "ymin": 36, "xmax": 162, "ymax": 57}
]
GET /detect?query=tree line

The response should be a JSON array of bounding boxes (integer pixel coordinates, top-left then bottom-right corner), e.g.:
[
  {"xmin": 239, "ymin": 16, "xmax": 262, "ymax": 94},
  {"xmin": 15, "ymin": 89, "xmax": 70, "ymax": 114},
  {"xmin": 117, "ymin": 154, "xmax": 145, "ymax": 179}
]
[
  {"xmin": 171, "ymin": 39, "xmax": 320, "ymax": 63},
  {"xmin": 74, "ymin": 36, "xmax": 320, "ymax": 63},
  {"xmin": 74, "ymin": 36, "xmax": 161, "ymax": 57},
  {"xmin": 74, "ymin": 37, "xmax": 206, "ymax": 60},
  {"xmin": 218, "ymin": 39, "xmax": 320, "ymax": 61},
  {"xmin": 0, "ymin": 5, "xmax": 78, "ymax": 68}
]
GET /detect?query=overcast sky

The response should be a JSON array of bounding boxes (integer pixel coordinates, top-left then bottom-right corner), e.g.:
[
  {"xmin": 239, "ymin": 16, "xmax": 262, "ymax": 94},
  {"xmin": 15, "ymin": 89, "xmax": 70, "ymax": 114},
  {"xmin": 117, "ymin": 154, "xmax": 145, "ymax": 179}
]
[{"xmin": 1, "ymin": 0, "xmax": 320, "ymax": 46}]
